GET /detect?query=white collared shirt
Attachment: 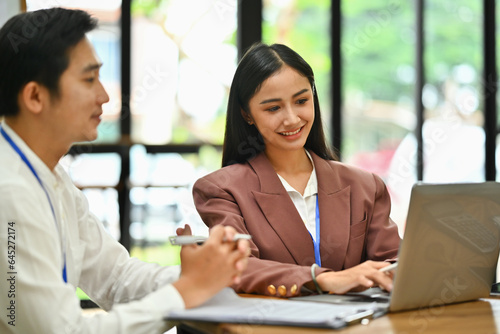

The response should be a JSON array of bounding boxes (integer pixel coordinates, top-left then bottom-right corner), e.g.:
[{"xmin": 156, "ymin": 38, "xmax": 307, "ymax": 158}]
[
  {"xmin": 0, "ymin": 121, "xmax": 184, "ymax": 334},
  {"xmin": 277, "ymin": 151, "xmax": 319, "ymax": 241}
]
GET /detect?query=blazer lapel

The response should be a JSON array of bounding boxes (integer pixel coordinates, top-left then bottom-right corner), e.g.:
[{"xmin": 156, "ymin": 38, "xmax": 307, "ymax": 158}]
[
  {"xmin": 311, "ymin": 152, "xmax": 351, "ymax": 271},
  {"xmin": 249, "ymin": 153, "xmax": 317, "ymax": 265}
]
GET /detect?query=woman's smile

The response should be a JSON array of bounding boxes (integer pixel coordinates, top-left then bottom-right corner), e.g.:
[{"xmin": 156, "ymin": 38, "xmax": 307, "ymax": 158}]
[{"xmin": 279, "ymin": 125, "xmax": 305, "ymax": 137}]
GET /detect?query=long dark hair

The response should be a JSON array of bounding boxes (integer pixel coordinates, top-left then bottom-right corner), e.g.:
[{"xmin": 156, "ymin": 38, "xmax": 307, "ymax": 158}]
[{"xmin": 222, "ymin": 42, "xmax": 337, "ymax": 167}]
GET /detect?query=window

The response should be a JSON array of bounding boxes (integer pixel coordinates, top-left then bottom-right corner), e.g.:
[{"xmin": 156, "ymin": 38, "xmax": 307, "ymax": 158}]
[
  {"xmin": 27, "ymin": 0, "xmax": 123, "ymax": 143},
  {"xmin": 263, "ymin": 0, "xmax": 331, "ymax": 138},
  {"xmin": 130, "ymin": 0, "xmax": 237, "ymax": 145},
  {"xmin": 23, "ymin": 0, "xmax": 500, "ymax": 253},
  {"xmin": 127, "ymin": 0, "xmax": 237, "ymax": 256},
  {"xmin": 342, "ymin": 1, "xmax": 414, "ymax": 231}
]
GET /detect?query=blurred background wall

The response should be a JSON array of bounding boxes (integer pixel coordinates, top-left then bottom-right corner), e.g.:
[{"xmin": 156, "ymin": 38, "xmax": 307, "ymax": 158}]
[{"xmin": 4, "ymin": 1, "xmax": 500, "ymax": 276}]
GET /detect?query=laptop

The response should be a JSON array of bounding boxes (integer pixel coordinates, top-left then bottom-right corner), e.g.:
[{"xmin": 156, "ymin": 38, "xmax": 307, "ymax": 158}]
[
  {"xmin": 165, "ymin": 182, "xmax": 500, "ymax": 329},
  {"xmin": 294, "ymin": 182, "xmax": 500, "ymax": 313}
]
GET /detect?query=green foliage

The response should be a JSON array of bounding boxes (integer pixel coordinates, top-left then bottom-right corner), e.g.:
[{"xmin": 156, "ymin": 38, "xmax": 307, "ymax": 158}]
[
  {"xmin": 425, "ymin": 1, "xmax": 482, "ymax": 77},
  {"xmin": 130, "ymin": 242, "xmax": 181, "ymax": 266},
  {"xmin": 132, "ymin": 0, "xmax": 166, "ymax": 17},
  {"xmin": 343, "ymin": 0, "xmax": 483, "ymax": 102},
  {"xmin": 342, "ymin": 0, "xmax": 415, "ymax": 101}
]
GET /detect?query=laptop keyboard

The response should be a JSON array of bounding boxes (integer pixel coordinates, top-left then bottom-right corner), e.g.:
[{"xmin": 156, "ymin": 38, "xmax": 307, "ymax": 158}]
[{"xmin": 437, "ymin": 214, "xmax": 497, "ymax": 253}]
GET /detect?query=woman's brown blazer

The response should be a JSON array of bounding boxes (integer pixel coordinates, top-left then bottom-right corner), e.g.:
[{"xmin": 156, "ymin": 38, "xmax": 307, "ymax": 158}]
[{"xmin": 193, "ymin": 151, "xmax": 400, "ymax": 297}]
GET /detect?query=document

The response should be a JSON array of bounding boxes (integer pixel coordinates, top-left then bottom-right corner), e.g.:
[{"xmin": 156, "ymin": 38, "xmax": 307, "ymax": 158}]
[
  {"xmin": 165, "ymin": 288, "xmax": 387, "ymax": 329},
  {"xmin": 291, "ymin": 287, "xmax": 391, "ymax": 306}
]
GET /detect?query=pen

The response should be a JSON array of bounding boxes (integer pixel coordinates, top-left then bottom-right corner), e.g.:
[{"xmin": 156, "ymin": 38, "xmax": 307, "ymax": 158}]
[
  {"xmin": 379, "ymin": 262, "xmax": 398, "ymax": 273},
  {"xmin": 343, "ymin": 309, "xmax": 374, "ymax": 326},
  {"xmin": 169, "ymin": 234, "xmax": 252, "ymax": 246}
]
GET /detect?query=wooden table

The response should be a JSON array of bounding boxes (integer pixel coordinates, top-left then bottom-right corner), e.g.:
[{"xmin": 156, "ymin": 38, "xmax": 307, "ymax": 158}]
[{"xmin": 176, "ymin": 295, "xmax": 500, "ymax": 334}]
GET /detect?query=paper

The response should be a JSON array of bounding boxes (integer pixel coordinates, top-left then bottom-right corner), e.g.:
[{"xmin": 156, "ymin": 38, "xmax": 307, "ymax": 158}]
[
  {"xmin": 291, "ymin": 287, "xmax": 391, "ymax": 307},
  {"xmin": 165, "ymin": 288, "xmax": 386, "ymax": 329}
]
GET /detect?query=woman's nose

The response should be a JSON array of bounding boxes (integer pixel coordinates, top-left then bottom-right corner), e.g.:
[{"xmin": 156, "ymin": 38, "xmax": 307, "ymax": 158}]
[{"xmin": 282, "ymin": 105, "xmax": 300, "ymax": 125}]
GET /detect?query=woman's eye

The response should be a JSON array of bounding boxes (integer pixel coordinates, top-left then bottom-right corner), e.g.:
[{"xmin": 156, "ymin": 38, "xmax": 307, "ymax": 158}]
[
  {"xmin": 85, "ymin": 77, "xmax": 95, "ymax": 83},
  {"xmin": 266, "ymin": 106, "xmax": 280, "ymax": 112},
  {"xmin": 296, "ymin": 98, "xmax": 308, "ymax": 105}
]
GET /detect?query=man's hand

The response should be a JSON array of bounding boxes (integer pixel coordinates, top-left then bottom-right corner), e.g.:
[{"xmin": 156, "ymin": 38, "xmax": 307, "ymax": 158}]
[
  {"xmin": 175, "ymin": 224, "xmax": 192, "ymax": 236},
  {"xmin": 172, "ymin": 225, "xmax": 250, "ymax": 308}
]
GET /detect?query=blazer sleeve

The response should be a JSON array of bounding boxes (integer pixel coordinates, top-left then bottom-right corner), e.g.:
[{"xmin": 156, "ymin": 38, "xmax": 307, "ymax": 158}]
[
  {"xmin": 363, "ymin": 173, "xmax": 400, "ymax": 263},
  {"xmin": 193, "ymin": 177, "xmax": 330, "ymax": 297}
]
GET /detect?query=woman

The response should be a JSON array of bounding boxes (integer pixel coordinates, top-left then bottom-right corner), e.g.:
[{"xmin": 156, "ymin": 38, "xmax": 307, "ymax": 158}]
[{"xmin": 192, "ymin": 42, "xmax": 400, "ymax": 297}]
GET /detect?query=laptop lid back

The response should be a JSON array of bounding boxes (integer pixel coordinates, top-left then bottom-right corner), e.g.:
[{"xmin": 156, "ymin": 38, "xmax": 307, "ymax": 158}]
[{"xmin": 389, "ymin": 182, "xmax": 500, "ymax": 312}]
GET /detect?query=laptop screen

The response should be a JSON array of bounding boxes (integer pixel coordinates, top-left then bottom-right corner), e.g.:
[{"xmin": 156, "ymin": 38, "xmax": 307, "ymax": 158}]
[{"xmin": 389, "ymin": 182, "xmax": 500, "ymax": 312}]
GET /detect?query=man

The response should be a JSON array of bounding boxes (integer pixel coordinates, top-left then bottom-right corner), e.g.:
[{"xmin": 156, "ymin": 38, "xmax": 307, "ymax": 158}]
[{"xmin": 0, "ymin": 7, "xmax": 249, "ymax": 334}]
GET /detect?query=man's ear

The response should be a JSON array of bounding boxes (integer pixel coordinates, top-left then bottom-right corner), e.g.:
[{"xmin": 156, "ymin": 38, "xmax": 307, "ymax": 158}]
[
  {"xmin": 18, "ymin": 82, "xmax": 47, "ymax": 115},
  {"xmin": 240, "ymin": 109, "xmax": 254, "ymax": 125}
]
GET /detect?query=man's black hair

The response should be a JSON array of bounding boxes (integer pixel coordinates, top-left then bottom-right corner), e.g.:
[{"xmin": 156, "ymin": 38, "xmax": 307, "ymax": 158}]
[{"xmin": 0, "ymin": 8, "xmax": 97, "ymax": 116}]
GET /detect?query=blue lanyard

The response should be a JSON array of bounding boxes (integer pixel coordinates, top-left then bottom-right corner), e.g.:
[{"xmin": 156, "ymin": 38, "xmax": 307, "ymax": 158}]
[
  {"xmin": 309, "ymin": 195, "xmax": 321, "ymax": 267},
  {"xmin": 0, "ymin": 125, "xmax": 67, "ymax": 283}
]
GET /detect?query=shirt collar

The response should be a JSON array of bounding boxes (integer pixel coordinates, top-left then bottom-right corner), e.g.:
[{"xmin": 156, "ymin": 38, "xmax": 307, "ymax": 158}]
[
  {"xmin": 1, "ymin": 120, "xmax": 60, "ymax": 186},
  {"xmin": 277, "ymin": 150, "xmax": 318, "ymax": 197}
]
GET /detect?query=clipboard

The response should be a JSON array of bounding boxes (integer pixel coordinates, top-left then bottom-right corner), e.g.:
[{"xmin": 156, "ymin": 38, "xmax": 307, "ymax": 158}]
[{"xmin": 165, "ymin": 288, "xmax": 386, "ymax": 329}]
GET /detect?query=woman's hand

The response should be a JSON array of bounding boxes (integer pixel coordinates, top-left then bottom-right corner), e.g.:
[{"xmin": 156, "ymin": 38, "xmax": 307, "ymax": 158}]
[{"xmin": 315, "ymin": 261, "xmax": 394, "ymax": 294}]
